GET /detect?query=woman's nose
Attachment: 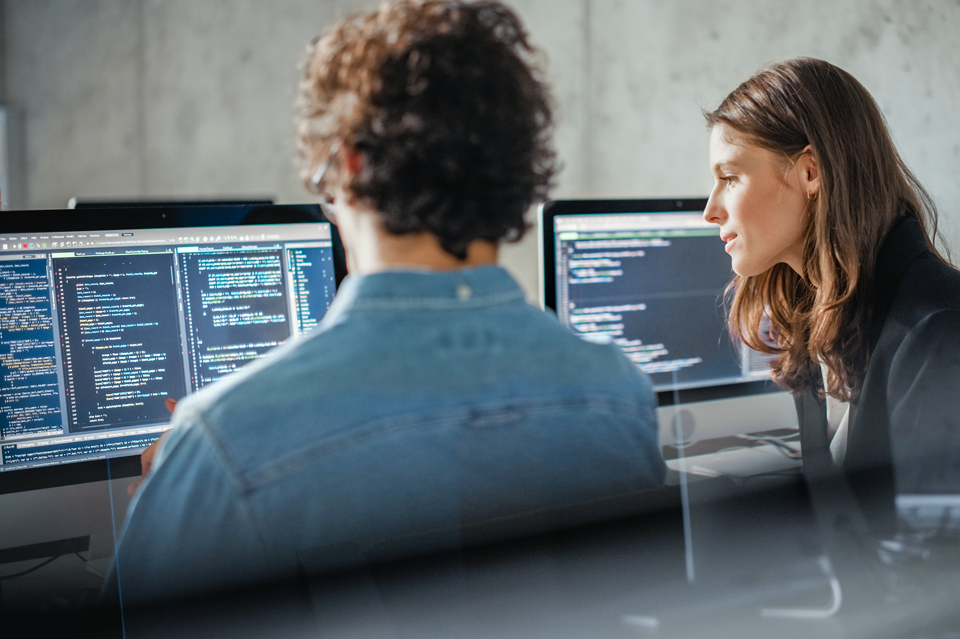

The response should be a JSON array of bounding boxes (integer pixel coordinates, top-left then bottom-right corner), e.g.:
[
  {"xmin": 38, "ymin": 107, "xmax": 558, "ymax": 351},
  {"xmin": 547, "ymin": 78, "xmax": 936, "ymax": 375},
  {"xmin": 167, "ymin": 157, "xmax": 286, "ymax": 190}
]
[{"xmin": 703, "ymin": 195, "xmax": 724, "ymax": 225}]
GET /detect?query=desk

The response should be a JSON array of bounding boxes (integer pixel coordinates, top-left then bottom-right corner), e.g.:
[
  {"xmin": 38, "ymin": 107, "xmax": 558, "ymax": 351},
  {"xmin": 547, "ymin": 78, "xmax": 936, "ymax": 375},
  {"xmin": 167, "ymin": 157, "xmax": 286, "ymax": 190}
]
[
  {"xmin": 656, "ymin": 390, "xmax": 801, "ymax": 480},
  {"xmin": 665, "ymin": 436, "xmax": 802, "ymax": 482},
  {"xmin": 7, "ymin": 473, "xmax": 960, "ymax": 637},
  {"xmin": 5, "ymin": 402, "xmax": 960, "ymax": 638}
]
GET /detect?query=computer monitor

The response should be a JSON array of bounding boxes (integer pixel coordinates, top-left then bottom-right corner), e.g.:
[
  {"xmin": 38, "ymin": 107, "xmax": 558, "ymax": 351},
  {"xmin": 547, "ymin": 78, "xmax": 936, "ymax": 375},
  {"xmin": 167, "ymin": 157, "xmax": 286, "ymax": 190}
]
[
  {"xmin": 540, "ymin": 198, "xmax": 799, "ymax": 495},
  {"xmin": 68, "ymin": 197, "xmax": 275, "ymax": 209},
  {"xmin": 0, "ymin": 204, "xmax": 347, "ymax": 494},
  {"xmin": 540, "ymin": 198, "xmax": 778, "ymax": 402}
]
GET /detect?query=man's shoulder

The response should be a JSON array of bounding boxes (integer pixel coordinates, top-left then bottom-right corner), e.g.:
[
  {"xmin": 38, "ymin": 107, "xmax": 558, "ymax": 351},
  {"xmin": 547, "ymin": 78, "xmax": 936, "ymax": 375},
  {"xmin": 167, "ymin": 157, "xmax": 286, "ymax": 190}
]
[
  {"xmin": 191, "ymin": 302, "xmax": 650, "ymax": 417},
  {"xmin": 503, "ymin": 300, "xmax": 638, "ymax": 356},
  {"xmin": 173, "ymin": 299, "xmax": 654, "ymax": 480}
]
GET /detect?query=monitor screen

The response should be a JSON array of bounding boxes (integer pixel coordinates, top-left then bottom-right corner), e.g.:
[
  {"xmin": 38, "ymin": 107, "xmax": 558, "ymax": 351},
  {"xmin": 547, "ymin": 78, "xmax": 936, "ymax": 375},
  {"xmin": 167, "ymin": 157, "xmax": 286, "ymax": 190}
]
[
  {"xmin": 540, "ymin": 199, "xmax": 776, "ymax": 395},
  {"xmin": 0, "ymin": 206, "xmax": 344, "ymax": 482}
]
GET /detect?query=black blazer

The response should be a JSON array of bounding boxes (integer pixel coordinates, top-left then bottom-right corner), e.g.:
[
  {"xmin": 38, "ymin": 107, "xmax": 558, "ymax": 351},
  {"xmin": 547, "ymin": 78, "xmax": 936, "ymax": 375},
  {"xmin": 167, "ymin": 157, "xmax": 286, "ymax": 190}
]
[{"xmin": 796, "ymin": 216, "xmax": 960, "ymax": 531}]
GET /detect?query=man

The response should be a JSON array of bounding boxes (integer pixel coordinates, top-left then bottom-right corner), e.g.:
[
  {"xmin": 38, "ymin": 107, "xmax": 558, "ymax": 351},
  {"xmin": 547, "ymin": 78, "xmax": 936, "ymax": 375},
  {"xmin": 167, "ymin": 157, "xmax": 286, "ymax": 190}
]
[{"xmin": 109, "ymin": 0, "xmax": 664, "ymax": 604}]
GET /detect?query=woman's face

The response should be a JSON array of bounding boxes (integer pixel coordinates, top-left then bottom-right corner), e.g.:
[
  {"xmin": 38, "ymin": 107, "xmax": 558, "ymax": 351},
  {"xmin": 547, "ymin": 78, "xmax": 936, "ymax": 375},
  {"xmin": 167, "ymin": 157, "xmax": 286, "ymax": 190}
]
[{"xmin": 704, "ymin": 126, "xmax": 811, "ymax": 277}]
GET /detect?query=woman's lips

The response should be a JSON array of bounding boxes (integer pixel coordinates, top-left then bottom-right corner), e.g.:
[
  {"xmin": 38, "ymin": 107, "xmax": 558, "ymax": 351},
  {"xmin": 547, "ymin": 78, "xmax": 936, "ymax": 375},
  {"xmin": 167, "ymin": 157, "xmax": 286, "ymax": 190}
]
[{"xmin": 721, "ymin": 233, "xmax": 738, "ymax": 253}]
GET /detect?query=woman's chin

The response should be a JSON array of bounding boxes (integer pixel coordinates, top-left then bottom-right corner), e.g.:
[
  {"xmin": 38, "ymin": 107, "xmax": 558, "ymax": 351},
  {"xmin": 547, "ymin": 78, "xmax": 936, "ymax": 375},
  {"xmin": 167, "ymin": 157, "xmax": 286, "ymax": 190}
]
[
  {"xmin": 731, "ymin": 260, "xmax": 765, "ymax": 278},
  {"xmin": 730, "ymin": 259, "xmax": 749, "ymax": 277}
]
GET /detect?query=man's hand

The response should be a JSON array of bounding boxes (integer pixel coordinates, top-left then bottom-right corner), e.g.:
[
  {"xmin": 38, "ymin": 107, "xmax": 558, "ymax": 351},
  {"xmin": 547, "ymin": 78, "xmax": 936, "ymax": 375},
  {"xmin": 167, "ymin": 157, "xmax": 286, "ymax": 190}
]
[{"xmin": 127, "ymin": 398, "xmax": 178, "ymax": 496}]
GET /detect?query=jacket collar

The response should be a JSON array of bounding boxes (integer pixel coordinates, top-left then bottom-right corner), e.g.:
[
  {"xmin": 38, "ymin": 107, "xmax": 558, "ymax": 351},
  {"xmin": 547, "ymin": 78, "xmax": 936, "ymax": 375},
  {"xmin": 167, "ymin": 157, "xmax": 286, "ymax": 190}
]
[
  {"xmin": 321, "ymin": 265, "xmax": 526, "ymax": 324},
  {"xmin": 866, "ymin": 216, "xmax": 930, "ymax": 354}
]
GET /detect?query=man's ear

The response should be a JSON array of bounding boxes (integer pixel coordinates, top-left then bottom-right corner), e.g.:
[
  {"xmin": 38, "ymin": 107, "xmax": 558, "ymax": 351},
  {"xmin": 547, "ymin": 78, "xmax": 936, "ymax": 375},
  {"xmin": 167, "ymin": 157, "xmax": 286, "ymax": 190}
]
[
  {"xmin": 797, "ymin": 144, "xmax": 820, "ymax": 198},
  {"xmin": 343, "ymin": 145, "xmax": 363, "ymax": 179},
  {"xmin": 330, "ymin": 145, "xmax": 365, "ymax": 207}
]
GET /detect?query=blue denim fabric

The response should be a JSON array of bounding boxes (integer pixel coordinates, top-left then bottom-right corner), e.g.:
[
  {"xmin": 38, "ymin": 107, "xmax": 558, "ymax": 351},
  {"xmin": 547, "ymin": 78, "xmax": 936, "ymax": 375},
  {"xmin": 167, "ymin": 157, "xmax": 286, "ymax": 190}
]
[{"xmin": 108, "ymin": 266, "xmax": 664, "ymax": 602}]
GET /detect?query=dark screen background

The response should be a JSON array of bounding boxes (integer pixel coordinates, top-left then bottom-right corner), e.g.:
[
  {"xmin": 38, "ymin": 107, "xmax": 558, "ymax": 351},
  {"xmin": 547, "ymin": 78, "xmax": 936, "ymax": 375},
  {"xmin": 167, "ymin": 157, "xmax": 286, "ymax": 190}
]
[
  {"xmin": 559, "ymin": 229, "xmax": 741, "ymax": 388},
  {"xmin": 54, "ymin": 253, "xmax": 186, "ymax": 432}
]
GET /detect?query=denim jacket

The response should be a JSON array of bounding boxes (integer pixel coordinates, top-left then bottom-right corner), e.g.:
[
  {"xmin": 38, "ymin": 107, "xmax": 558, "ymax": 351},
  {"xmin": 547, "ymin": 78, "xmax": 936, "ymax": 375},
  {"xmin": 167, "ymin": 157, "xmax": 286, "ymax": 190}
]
[{"xmin": 108, "ymin": 266, "xmax": 664, "ymax": 603}]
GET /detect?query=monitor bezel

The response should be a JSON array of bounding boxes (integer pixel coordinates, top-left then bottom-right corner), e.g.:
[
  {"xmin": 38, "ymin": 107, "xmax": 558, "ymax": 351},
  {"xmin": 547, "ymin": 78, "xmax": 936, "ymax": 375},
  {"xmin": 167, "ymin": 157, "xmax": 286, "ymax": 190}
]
[
  {"xmin": 0, "ymin": 203, "xmax": 348, "ymax": 494},
  {"xmin": 538, "ymin": 198, "xmax": 780, "ymax": 406},
  {"xmin": 68, "ymin": 198, "xmax": 275, "ymax": 209}
]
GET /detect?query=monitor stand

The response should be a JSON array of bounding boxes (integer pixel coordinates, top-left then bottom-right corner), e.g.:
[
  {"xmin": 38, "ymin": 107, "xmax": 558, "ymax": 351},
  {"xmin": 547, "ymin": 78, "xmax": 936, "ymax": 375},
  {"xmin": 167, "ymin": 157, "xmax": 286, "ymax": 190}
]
[{"xmin": 0, "ymin": 474, "xmax": 138, "ymax": 609}]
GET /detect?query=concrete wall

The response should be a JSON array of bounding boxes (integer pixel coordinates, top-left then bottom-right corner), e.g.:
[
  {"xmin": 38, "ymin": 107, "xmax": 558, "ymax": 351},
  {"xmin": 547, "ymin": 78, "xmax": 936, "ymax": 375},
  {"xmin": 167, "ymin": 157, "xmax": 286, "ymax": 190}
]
[
  {"xmin": 4, "ymin": 0, "xmax": 960, "ymax": 299},
  {"xmin": 0, "ymin": 1, "xmax": 6, "ymax": 103}
]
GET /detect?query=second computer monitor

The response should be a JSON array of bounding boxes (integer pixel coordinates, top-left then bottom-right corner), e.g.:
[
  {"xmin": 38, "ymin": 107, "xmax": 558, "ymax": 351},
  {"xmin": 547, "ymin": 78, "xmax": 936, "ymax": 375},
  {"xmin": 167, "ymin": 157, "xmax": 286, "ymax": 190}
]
[{"xmin": 540, "ymin": 198, "xmax": 775, "ymax": 397}]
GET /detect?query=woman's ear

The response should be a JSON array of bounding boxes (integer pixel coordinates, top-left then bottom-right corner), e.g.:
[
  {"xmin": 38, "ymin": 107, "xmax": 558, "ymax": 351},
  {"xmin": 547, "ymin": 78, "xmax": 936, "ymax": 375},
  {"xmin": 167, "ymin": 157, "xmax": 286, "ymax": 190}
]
[{"xmin": 797, "ymin": 144, "xmax": 820, "ymax": 198}]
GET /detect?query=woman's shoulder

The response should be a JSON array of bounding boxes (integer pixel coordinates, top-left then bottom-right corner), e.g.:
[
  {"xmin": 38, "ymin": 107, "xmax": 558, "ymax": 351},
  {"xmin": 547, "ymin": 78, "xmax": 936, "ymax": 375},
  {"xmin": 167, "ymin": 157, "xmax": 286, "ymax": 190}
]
[
  {"xmin": 892, "ymin": 251, "xmax": 960, "ymax": 316},
  {"xmin": 875, "ymin": 213, "xmax": 959, "ymax": 297},
  {"xmin": 874, "ymin": 256, "xmax": 960, "ymax": 380},
  {"xmin": 866, "ymin": 244, "xmax": 960, "ymax": 370}
]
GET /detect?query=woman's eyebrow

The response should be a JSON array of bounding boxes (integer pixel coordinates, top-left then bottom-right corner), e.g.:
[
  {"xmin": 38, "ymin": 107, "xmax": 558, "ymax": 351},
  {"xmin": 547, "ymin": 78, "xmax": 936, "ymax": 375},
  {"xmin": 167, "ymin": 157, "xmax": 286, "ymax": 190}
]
[{"xmin": 712, "ymin": 160, "xmax": 739, "ymax": 173}]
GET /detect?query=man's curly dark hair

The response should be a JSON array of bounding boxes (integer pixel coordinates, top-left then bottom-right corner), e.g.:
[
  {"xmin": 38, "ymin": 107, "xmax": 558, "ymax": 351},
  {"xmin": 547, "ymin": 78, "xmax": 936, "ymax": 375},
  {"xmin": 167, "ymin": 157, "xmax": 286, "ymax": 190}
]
[{"xmin": 297, "ymin": 0, "xmax": 556, "ymax": 260}]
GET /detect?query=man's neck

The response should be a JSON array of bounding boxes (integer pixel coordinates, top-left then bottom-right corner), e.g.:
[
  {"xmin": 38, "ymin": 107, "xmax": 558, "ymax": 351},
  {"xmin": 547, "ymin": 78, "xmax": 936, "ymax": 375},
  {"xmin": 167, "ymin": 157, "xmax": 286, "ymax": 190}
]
[
  {"xmin": 340, "ymin": 208, "xmax": 498, "ymax": 274},
  {"xmin": 373, "ymin": 232, "xmax": 498, "ymax": 273}
]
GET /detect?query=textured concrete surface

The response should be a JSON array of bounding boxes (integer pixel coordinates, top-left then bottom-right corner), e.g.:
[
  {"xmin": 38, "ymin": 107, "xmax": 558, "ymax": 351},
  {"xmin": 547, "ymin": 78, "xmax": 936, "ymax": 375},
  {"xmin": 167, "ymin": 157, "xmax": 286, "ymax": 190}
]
[
  {"xmin": 6, "ymin": 0, "xmax": 142, "ymax": 209},
  {"xmin": 139, "ymin": 0, "xmax": 356, "ymax": 201},
  {"xmin": 0, "ymin": 2, "xmax": 6, "ymax": 104},
  {"xmin": 589, "ymin": 0, "xmax": 960, "ymax": 261},
  {"xmin": 4, "ymin": 0, "xmax": 960, "ymax": 297}
]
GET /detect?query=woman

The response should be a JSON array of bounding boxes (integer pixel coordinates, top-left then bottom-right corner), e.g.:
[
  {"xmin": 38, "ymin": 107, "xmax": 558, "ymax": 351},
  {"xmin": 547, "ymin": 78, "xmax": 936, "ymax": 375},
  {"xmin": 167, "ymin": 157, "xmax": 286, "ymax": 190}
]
[{"xmin": 702, "ymin": 57, "xmax": 960, "ymax": 530}]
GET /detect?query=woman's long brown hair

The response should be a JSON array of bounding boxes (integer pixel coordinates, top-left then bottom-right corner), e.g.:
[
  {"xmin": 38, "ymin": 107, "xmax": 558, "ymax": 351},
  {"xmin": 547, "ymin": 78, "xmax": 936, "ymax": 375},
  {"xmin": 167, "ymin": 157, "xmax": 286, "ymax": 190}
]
[{"xmin": 705, "ymin": 58, "xmax": 947, "ymax": 401}]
